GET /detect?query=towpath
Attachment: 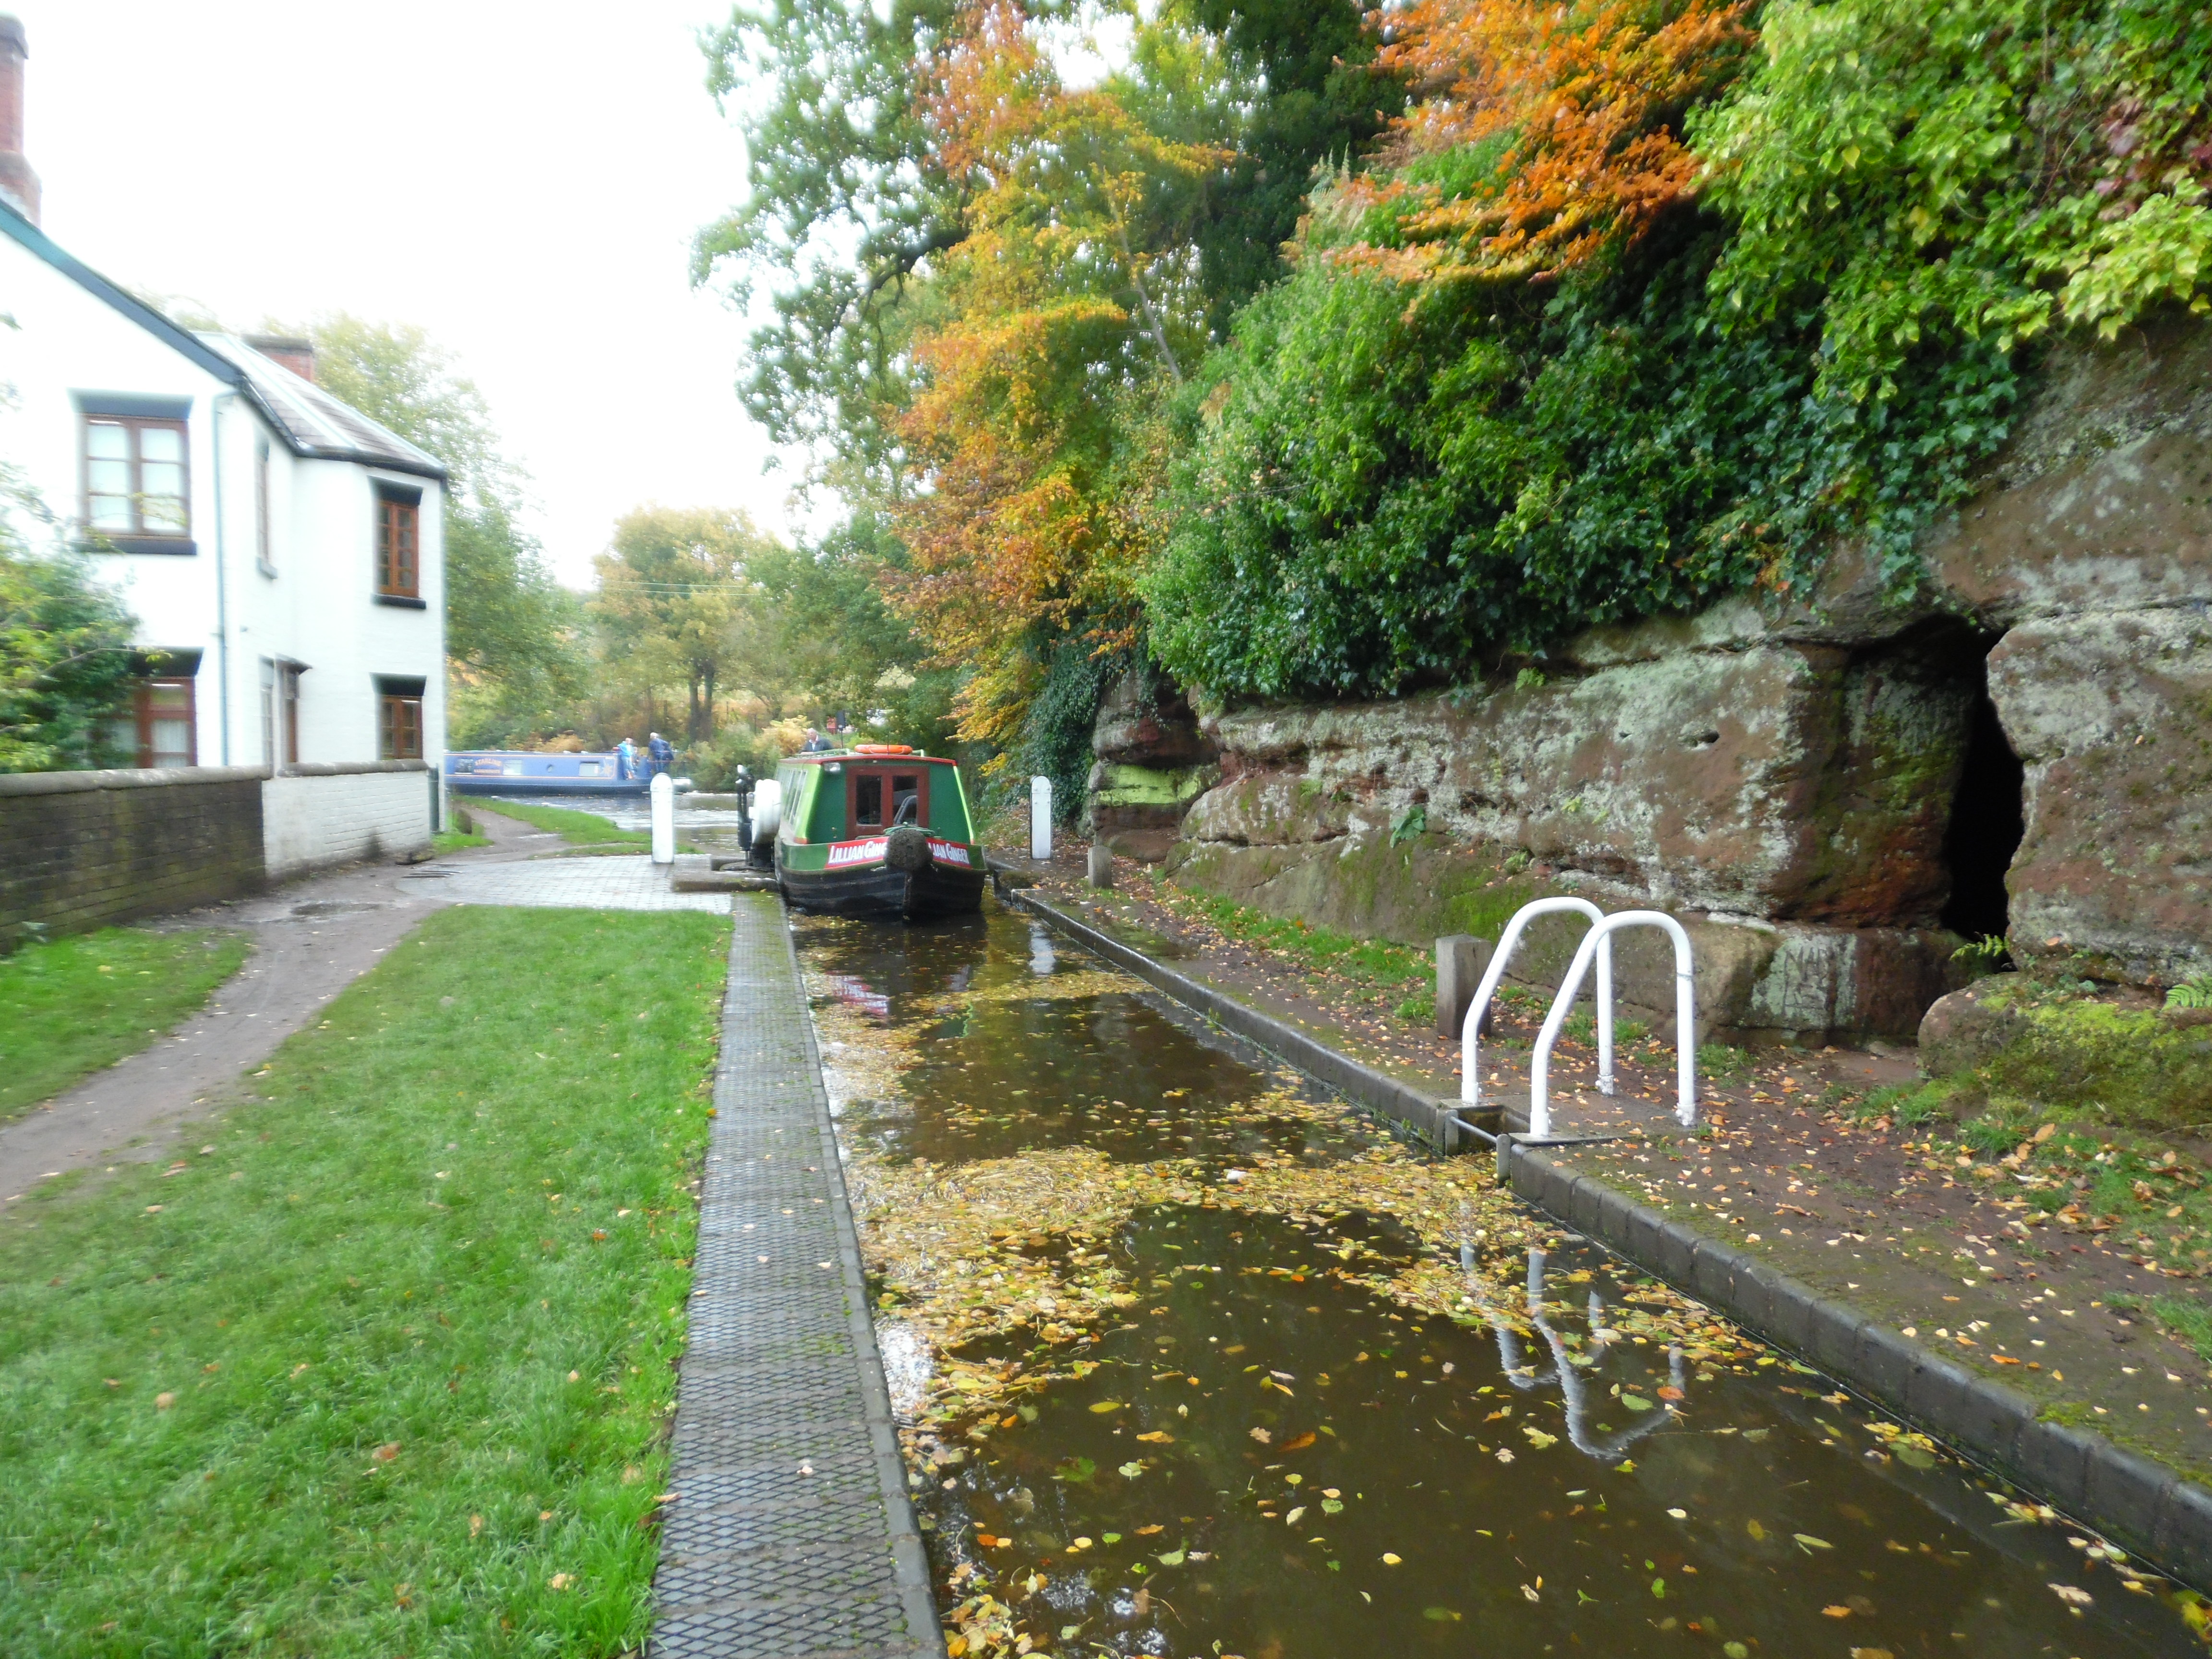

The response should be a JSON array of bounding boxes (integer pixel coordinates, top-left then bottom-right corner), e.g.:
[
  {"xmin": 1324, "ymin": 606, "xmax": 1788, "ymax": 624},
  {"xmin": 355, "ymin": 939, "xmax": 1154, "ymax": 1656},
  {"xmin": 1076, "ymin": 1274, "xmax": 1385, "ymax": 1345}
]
[{"xmin": 649, "ymin": 891, "xmax": 940, "ymax": 1658}]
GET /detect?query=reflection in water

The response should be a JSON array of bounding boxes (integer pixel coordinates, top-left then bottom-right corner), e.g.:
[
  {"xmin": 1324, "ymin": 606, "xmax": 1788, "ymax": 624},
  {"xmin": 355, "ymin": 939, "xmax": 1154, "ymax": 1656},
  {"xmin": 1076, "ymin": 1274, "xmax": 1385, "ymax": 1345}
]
[
  {"xmin": 796, "ymin": 902, "xmax": 2207, "ymax": 1659},
  {"xmin": 1470, "ymin": 1242, "xmax": 1689, "ymax": 1461}
]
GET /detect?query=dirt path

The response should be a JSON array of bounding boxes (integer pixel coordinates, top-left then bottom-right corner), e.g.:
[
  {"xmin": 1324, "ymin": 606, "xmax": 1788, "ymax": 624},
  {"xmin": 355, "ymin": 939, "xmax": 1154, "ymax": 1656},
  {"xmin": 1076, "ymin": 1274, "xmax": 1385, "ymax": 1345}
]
[{"xmin": 0, "ymin": 810, "xmax": 550, "ymax": 1209}]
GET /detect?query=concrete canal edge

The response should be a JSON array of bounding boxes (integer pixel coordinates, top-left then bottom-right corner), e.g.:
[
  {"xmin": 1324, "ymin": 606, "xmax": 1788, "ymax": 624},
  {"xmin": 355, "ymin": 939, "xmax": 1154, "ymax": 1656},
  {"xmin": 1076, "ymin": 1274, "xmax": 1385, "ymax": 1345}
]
[
  {"xmin": 997, "ymin": 876, "xmax": 2212, "ymax": 1596},
  {"xmin": 649, "ymin": 893, "xmax": 945, "ymax": 1659}
]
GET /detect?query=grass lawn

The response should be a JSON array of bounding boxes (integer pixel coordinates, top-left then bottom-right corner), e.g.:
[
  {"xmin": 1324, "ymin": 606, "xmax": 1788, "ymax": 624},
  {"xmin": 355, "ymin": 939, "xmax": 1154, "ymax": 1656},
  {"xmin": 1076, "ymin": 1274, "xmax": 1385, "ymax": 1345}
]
[
  {"xmin": 0, "ymin": 927, "xmax": 252, "ymax": 1121},
  {"xmin": 0, "ymin": 904, "xmax": 730, "ymax": 1656},
  {"xmin": 468, "ymin": 799, "xmax": 648, "ymax": 849},
  {"xmin": 433, "ymin": 829, "xmax": 492, "ymax": 855}
]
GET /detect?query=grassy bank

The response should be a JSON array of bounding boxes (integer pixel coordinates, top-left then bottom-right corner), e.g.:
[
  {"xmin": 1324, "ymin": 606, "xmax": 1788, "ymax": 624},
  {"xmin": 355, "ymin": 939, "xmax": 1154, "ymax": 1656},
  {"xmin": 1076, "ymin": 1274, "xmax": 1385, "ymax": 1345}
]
[
  {"xmin": 468, "ymin": 798, "xmax": 648, "ymax": 849},
  {"xmin": 0, "ymin": 904, "xmax": 729, "ymax": 1655},
  {"xmin": 0, "ymin": 927, "xmax": 252, "ymax": 1121}
]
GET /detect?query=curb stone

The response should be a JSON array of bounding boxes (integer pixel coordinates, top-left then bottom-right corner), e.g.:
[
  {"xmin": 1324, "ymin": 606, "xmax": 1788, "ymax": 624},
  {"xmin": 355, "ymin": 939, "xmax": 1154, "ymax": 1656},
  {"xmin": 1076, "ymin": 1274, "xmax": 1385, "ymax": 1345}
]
[{"xmin": 1000, "ymin": 874, "xmax": 2212, "ymax": 1596}]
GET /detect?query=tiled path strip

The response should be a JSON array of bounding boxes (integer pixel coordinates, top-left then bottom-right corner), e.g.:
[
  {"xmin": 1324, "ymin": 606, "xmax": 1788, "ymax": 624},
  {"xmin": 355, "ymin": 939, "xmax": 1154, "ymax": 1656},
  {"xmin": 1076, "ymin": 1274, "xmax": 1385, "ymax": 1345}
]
[{"xmin": 650, "ymin": 892, "xmax": 941, "ymax": 1659}]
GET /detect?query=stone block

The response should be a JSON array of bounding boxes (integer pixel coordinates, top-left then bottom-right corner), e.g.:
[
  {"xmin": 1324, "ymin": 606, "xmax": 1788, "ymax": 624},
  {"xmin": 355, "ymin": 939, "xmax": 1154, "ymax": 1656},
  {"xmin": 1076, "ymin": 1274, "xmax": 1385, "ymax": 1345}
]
[
  {"xmin": 2152, "ymin": 1477, "xmax": 2212, "ymax": 1591},
  {"xmin": 2012, "ymin": 1422, "xmax": 2095, "ymax": 1515},
  {"xmin": 1989, "ymin": 607, "xmax": 2212, "ymax": 986},
  {"xmin": 1436, "ymin": 934, "xmax": 1494, "ymax": 1039},
  {"xmin": 2082, "ymin": 1440, "xmax": 2174, "ymax": 1553},
  {"xmin": 1850, "ymin": 1323, "xmax": 1918, "ymax": 1404}
]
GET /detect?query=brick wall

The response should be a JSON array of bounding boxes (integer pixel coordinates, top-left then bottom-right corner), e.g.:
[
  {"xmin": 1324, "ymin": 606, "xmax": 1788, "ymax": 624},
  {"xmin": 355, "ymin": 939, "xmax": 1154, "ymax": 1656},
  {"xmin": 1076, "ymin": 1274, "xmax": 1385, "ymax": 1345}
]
[{"xmin": 0, "ymin": 766, "xmax": 268, "ymax": 948}]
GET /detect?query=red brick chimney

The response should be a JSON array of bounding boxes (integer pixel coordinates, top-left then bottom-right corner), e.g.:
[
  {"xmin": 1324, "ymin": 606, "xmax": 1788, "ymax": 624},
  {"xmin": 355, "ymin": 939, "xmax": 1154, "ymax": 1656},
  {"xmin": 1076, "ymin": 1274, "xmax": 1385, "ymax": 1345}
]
[
  {"xmin": 245, "ymin": 334, "xmax": 317, "ymax": 384},
  {"xmin": 0, "ymin": 16, "xmax": 38, "ymax": 226}
]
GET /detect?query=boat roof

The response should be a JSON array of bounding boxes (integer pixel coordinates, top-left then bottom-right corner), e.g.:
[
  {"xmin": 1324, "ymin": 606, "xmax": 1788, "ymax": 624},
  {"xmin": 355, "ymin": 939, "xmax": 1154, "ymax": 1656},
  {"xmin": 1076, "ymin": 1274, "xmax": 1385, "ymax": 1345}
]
[{"xmin": 782, "ymin": 750, "xmax": 949, "ymax": 765}]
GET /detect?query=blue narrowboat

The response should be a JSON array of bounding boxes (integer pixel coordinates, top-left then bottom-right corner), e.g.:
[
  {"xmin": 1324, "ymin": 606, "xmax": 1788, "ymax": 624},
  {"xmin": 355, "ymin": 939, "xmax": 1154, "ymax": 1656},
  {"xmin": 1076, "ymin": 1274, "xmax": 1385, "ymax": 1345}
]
[{"xmin": 444, "ymin": 750, "xmax": 677, "ymax": 796}]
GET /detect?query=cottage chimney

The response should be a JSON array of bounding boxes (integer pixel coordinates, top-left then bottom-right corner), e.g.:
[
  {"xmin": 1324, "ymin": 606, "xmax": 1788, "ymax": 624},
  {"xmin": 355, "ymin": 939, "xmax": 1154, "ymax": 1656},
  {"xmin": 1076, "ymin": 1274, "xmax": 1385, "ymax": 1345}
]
[
  {"xmin": 245, "ymin": 334, "xmax": 316, "ymax": 384},
  {"xmin": 0, "ymin": 16, "xmax": 39, "ymax": 226}
]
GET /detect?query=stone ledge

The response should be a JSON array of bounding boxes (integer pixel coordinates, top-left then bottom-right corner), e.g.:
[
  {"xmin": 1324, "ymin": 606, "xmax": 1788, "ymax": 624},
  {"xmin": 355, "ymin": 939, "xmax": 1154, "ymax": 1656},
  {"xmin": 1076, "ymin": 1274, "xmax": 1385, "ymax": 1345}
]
[{"xmin": 670, "ymin": 854, "xmax": 777, "ymax": 894}]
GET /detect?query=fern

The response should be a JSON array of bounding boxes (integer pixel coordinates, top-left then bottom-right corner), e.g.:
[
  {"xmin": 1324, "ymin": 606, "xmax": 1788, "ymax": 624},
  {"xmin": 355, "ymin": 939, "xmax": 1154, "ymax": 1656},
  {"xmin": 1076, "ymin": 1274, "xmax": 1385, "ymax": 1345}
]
[{"xmin": 2167, "ymin": 974, "xmax": 2212, "ymax": 1010}]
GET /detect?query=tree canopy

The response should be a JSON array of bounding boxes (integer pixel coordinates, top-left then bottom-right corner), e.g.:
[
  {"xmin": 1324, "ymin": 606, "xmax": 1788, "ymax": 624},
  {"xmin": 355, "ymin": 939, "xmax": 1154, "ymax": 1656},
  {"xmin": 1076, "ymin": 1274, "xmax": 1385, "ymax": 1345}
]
[{"xmin": 308, "ymin": 317, "xmax": 586, "ymax": 742}]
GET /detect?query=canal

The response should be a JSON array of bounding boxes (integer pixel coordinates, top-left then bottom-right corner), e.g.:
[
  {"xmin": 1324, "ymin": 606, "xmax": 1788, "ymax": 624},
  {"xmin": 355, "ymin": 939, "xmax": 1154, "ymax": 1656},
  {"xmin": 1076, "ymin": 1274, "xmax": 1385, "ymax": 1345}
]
[{"xmin": 793, "ymin": 899, "xmax": 2206, "ymax": 1659}]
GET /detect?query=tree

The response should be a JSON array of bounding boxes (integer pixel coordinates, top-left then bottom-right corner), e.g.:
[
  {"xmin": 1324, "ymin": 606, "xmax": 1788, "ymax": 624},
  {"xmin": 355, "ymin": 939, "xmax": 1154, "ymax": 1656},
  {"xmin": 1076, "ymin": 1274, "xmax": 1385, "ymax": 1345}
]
[
  {"xmin": 307, "ymin": 317, "xmax": 585, "ymax": 738},
  {"xmin": 591, "ymin": 507, "xmax": 782, "ymax": 745},
  {"xmin": 0, "ymin": 532, "xmax": 139, "ymax": 773}
]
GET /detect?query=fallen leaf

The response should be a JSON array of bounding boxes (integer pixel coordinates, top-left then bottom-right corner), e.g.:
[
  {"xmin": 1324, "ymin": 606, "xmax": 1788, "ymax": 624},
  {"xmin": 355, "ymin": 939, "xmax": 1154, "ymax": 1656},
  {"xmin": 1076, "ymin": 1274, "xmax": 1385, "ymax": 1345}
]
[
  {"xmin": 469, "ymin": 1515, "xmax": 484, "ymax": 1538},
  {"xmin": 1157, "ymin": 1549, "xmax": 1187, "ymax": 1566},
  {"xmin": 155, "ymin": 1392, "xmax": 176, "ymax": 1411},
  {"xmin": 1823, "ymin": 1605, "xmax": 1853, "ymax": 1618},
  {"xmin": 372, "ymin": 1442, "xmax": 400, "ymax": 1463},
  {"xmin": 1136, "ymin": 1524, "xmax": 1165, "ymax": 1535},
  {"xmin": 1795, "ymin": 1534, "xmax": 1833, "ymax": 1551},
  {"xmin": 548, "ymin": 1573, "xmax": 575, "ymax": 1591},
  {"xmin": 2049, "ymin": 1584, "xmax": 2092, "ymax": 1607},
  {"xmin": 1382, "ymin": 1552, "xmax": 1403, "ymax": 1565},
  {"xmin": 1281, "ymin": 1431, "xmax": 1317, "ymax": 1452},
  {"xmin": 1249, "ymin": 1427, "xmax": 1272, "ymax": 1444},
  {"xmin": 1089, "ymin": 1400, "xmax": 1123, "ymax": 1414},
  {"xmin": 1135, "ymin": 1431, "xmax": 1174, "ymax": 1443}
]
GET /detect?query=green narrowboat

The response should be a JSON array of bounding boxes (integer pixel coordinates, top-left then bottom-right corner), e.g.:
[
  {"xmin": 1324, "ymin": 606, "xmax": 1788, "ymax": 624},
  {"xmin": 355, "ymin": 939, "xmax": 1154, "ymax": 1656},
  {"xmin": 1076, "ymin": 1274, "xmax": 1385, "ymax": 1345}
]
[{"xmin": 773, "ymin": 745, "xmax": 986, "ymax": 919}]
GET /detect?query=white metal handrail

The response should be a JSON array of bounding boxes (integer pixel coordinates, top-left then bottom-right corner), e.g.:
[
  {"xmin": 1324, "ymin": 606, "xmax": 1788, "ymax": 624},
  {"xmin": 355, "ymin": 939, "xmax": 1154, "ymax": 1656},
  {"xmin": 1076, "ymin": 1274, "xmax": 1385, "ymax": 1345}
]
[
  {"xmin": 1461, "ymin": 897, "xmax": 1615, "ymax": 1115},
  {"xmin": 1529, "ymin": 909, "xmax": 1697, "ymax": 1136}
]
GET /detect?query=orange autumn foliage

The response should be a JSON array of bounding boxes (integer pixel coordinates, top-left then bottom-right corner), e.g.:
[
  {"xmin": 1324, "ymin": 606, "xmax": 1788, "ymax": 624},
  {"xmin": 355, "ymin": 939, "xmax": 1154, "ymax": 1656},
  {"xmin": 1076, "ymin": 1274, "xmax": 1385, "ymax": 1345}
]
[
  {"xmin": 884, "ymin": 0, "xmax": 1217, "ymax": 750},
  {"xmin": 1338, "ymin": 0, "xmax": 1753, "ymax": 281}
]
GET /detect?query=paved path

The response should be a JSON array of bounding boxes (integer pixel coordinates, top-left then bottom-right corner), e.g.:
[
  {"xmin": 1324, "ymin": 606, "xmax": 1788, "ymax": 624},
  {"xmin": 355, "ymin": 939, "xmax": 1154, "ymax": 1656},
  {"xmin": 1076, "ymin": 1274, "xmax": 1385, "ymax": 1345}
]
[
  {"xmin": 651, "ymin": 893, "xmax": 940, "ymax": 1659},
  {"xmin": 433, "ymin": 853, "xmax": 731, "ymax": 914}
]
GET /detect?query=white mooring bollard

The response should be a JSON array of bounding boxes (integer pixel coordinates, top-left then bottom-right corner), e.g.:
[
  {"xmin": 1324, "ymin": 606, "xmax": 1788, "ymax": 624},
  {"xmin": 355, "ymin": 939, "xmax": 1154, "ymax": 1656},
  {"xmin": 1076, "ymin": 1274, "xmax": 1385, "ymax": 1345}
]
[
  {"xmin": 1029, "ymin": 775, "xmax": 1053, "ymax": 861},
  {"xmin": 650, "ymin": 771, "xmax": 675, "ymax": 865}
]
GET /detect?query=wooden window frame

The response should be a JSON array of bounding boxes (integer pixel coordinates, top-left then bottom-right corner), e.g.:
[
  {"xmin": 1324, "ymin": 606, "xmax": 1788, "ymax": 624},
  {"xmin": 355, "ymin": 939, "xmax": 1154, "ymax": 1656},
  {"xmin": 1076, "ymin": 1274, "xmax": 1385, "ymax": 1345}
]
[
  {"xmin": 375, "ymin": 489, "xmax": 421, "ymax": 599},
  {"xmin": 379, "ymin": 691, "xmax": 423, "ymax": 760},
  {"xmin": 118, "ymin": 675, "xmax": 197, "ymax": 769},
  {"xmin": 847, "ymin": 765, "xmax": 927, "ymax": 832},
  {"xmin": 82, "ymin": 413, "xmax": 191, "ymax": 542}
]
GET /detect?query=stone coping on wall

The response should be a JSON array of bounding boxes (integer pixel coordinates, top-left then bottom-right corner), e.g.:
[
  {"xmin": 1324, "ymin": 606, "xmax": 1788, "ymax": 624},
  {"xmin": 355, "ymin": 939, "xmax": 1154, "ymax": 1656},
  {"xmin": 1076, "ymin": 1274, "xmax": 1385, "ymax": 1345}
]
[
  {"xmin": 0, "ymin": 764, "xmax": 272, "ymax": 796},
  {"xmin": 994, "ymin": 870, "xmax": 2212, "ymax": 1597},
  {"xmin": 0, "ymin": 760, "xmax": 432, "ymax": 798},
  {"xmin": 268, "ymin": 760, "xmax": 430, "ymax": 778}
]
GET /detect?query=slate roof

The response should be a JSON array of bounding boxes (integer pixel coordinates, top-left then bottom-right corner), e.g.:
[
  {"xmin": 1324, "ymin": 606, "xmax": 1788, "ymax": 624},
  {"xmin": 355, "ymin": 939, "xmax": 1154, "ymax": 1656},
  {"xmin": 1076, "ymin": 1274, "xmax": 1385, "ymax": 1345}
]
[
  {"xmin": 194, "ymin": 334, "xmax": 445, "ymax": 480},
  {"xmin": 0, "ymin": 198, "xmax": 448, "ymax": 483}
]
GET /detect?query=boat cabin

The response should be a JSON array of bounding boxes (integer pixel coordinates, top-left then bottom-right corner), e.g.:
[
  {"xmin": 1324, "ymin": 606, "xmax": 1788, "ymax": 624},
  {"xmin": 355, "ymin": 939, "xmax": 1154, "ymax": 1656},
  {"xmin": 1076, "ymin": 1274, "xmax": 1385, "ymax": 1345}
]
[
  {"xmin": 772, "ymin": 746, "xmax": 984, "ymax": 918},
  {"xmin": 776, "ymin": 750, "xmax": 974, "ymax": 845}
]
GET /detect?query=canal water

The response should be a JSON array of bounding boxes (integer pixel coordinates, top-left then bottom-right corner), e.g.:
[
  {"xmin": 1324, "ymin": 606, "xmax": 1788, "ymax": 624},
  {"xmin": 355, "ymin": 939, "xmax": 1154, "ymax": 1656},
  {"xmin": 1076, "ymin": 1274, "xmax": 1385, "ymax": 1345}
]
[{"xmin": 792, "ymin": 900, "xmax": 2205, "ymax": 1658}]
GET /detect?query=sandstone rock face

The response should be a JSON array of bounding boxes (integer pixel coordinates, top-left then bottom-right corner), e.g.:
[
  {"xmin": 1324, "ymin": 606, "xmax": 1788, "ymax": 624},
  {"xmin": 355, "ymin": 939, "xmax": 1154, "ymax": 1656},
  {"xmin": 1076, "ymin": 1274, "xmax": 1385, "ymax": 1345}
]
[
  {"xmin": 1086, "ymin": 670, "xmax": 1219, "ymax": 861},
  {"xmin": 1190, "ymin": 642, "xmax": 1976, "ymax": 925},
  {"xmin": 1987, "ymin": 608, "xmax": 2212, "ymax": 985},
  {"xmin": 1159, "ymin": 324, "xmax": 2212, "ymax": 1033}
]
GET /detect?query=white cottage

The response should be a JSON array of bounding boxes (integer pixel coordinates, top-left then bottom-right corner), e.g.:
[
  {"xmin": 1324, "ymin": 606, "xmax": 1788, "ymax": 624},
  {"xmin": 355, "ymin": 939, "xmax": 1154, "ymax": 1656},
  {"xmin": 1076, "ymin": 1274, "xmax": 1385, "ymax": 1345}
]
[{"xmin": 0, "ymin": 17, "xmax": 448, "ymax": 776}]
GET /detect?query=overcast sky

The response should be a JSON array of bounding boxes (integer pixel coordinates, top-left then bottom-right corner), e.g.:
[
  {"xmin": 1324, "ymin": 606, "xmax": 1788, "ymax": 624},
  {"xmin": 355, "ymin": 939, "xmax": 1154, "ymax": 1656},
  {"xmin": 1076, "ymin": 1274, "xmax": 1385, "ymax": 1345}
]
[{"xmin": 13, "ymin": 0, "xmax": 791, "ymax": 588}]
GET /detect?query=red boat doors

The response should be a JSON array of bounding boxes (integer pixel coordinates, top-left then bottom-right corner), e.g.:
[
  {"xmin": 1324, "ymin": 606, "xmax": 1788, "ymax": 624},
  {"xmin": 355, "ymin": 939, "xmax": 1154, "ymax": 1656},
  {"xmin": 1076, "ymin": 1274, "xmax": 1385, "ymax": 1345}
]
[{"xmin": 847, "ymin": 764, "xmax": 928, "ymax": 832}]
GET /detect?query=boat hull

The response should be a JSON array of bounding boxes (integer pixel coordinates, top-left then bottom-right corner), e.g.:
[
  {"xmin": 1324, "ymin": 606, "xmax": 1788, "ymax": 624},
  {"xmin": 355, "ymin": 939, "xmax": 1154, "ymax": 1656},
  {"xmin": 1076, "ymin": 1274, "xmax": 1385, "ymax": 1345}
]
[
  {"xmin": 448, "ymin": 775, "xmax": 654, "ymax": 797},
  {"xmin": 776, "ymin": 853, "xmax": 986, "ymax": 920}
]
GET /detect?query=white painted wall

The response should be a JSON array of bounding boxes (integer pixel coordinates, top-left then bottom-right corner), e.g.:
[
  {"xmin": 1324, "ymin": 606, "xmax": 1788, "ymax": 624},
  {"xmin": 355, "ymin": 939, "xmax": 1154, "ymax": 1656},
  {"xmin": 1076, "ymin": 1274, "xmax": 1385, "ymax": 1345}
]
[{"xmin": 262, "ymin": 764, "xmax": 433, "ymax": 879}]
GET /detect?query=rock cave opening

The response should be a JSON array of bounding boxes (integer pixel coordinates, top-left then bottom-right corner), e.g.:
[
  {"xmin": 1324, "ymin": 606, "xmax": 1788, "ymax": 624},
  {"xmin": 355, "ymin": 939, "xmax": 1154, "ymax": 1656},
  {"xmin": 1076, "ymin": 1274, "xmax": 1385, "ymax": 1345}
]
[{"xmin": 1939, "ymin": 665, "xmax": 2026, "ymax": 942}]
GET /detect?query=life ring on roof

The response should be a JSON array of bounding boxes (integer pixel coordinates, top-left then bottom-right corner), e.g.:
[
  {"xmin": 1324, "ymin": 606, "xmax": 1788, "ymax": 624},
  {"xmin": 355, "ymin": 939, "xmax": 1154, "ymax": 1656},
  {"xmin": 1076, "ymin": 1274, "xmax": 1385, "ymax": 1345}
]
[{"xmin": 851, "ymin": 743, "xmax": 917, "ymax": 755}]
